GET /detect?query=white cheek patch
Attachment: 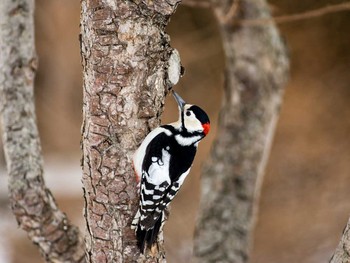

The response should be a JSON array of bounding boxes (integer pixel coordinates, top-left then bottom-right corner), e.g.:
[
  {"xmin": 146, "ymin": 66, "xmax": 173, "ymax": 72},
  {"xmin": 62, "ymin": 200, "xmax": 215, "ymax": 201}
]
[{"xmin": 184, "ymin": 115, "xmax": 203, "ymax": 133}]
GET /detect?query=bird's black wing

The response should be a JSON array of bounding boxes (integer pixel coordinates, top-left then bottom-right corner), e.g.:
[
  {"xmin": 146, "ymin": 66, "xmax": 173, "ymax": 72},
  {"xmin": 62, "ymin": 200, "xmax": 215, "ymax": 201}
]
[{"xmin": 139, "ymin": 131, "xmax": 172, "ymax": 229}]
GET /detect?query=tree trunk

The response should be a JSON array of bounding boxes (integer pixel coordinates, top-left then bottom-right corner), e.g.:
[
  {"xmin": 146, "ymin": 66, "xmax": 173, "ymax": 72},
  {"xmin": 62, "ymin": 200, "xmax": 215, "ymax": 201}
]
[
  {"xmin": 194, "ymin": 0, "xmax": 289, "ymax": 262},
  {"xmin": 80, "ymin": 0, "xmax": 181, "ymax": 262},
  {"xmin": 330, "ymin": 217, "xmax": 350, "ymax": 263},
  {"xmin": 0, "ymin": 0, "xmax": 85, "ymax": 262}
]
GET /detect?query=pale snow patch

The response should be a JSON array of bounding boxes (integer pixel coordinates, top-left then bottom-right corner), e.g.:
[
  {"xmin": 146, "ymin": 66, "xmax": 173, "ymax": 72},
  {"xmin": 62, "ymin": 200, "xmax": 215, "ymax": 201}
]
[
  {"xmin": 0, "ymin": 238, "xmax": 10, "ymax": 263},
  {"xmin": 0, "ymin": 157, "xmax": 82, "ymax": 198},
  {"xmin": 0, "ymin": 210, "xmax": 19, "ymax": 263}
]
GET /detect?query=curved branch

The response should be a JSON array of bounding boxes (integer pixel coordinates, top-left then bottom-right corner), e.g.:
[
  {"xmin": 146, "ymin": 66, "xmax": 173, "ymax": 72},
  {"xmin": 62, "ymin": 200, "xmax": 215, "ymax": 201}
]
[
  {"xmin": 238, "ymin": 2, "xmax": 350, "ymax": 25},
  {"xmin": 182, "ymin": 1, "xmax": 350, "ymax": 25},
  {"xmin": 182, "ymin": 0, "xmax": 211, "ymax": 8},
  {"xmin": 0, "ymin": 0, "xmax": 85, "ymax": 262},
  {"xmin": 330, "ymin": 217, "xmax": 350, "ymax": 263}
]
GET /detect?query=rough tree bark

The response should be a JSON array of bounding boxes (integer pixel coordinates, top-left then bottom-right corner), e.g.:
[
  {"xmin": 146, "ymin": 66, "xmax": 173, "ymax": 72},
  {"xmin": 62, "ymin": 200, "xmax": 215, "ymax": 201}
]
[
  {"xmin": 80, "ymin": 0, "xmax": 181, "ymax": 262},
  {"xmin": 330, "ymin": 217, "xmax": 350, "ymax": 263},
  {"xmin": 194, "ymin": 0, "xmax": 289, "ymax": 262},
  {"xmin": 0, "ymin": 0, "xmax": 85, "ymax": 262}
]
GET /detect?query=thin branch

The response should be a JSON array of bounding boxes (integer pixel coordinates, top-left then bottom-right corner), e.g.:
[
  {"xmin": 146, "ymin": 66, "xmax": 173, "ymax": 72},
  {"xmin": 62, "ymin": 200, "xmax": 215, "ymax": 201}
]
[
  {"xmin": 215, "ymin": 1, "xmax": 239, "ymax": 25},
  {"xmin": 181, "ymin": 0, "xmax": 211, "ymax": 8},
  {"xmin": 238, "ymin": 2, "xmax": 350, "ymax": 26},
  {"xmin": 183, "ymin": 1, "xmax": 350, "ymax": 25}
]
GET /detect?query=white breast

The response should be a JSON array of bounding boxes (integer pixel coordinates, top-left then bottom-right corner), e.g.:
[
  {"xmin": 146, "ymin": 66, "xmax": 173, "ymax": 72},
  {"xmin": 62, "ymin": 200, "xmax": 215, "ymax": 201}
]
[{"xmin": 133, "ymin": 127, "xmax": 171, "ymax": 182}]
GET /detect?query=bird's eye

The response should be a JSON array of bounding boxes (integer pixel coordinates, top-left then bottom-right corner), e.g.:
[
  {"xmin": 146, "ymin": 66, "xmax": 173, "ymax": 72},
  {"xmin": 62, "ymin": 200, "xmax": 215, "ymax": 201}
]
[{"xmin": 186, "ymin": 111, "xmax": 191, "ymax": 116}]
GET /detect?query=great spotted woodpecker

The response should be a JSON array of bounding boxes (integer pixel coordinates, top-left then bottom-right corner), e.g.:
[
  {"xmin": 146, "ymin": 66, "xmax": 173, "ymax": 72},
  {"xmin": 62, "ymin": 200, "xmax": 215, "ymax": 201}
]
[{"xmin": 131, "ymin": 90, "xmax": 210, "ymax": 253}]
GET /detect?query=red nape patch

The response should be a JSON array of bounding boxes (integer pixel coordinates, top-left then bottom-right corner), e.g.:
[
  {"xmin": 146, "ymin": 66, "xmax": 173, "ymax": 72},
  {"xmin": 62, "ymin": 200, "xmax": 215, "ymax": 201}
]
[{"xmin": 202, "ymin": 123, "xmax": 210, "ymax": 135}]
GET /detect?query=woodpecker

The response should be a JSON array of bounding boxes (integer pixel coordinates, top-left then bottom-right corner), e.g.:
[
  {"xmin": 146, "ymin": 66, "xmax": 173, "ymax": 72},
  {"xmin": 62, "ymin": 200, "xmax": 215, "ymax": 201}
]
[{"xmin": 131, "ymin": 90, "xmax": 210, "ymax": 253}]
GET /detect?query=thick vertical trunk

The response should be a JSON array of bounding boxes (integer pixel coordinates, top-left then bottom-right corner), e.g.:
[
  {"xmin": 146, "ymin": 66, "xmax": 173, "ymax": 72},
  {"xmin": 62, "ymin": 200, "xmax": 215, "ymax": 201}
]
[
  {"xmin": 0, "ymin": 0, "xmax": 85, "ymax": 262},
  {"xmin": 80, "ymin": 0, "xmax": 180, "ymax": 262},
  {"xmin": 194, "ymin": 0, "xmax": 289, "ymax": 262}
]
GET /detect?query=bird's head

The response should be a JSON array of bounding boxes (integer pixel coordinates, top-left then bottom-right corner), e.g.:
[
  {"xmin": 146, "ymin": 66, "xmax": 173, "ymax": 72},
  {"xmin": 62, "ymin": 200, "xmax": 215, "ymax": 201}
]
[{"xmin": 172, "ymin": 90, "xmax": 210, "ymax": 136}]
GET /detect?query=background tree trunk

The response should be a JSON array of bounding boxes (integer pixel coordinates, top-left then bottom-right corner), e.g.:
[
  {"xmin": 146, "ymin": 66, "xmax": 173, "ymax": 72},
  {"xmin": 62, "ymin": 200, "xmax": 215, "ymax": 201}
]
[
  {"xmin": 330, "ymin": 217, "xmax": 350, "ymax": 263},
  {"xmin": 80, "ymin": 0, "xmax": 180, "ymax": 262},
  {"xmin": 0, "ymin": 0, "xmax": 85, "ymax": 262},
  {"xmin": 194, "ymin": 0, "xmax": 289, "ymax": 262}
]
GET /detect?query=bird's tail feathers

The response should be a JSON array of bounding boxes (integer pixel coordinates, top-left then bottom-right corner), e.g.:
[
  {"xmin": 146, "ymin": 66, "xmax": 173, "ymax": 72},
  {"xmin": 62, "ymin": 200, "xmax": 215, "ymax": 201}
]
[
  {"xmin": 131, "ymin": 209, "xmax": 140, "ymax": 230},
  {"xmin": 136, "ymin": 212, "xmax": 164, "ymax": 253}
]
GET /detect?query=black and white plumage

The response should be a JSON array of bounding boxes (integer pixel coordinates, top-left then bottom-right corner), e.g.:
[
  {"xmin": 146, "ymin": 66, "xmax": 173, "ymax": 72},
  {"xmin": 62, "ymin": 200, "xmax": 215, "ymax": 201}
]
[{"xmin": 131, "ymin": 90, "xmax": 210, "ymax": 253}]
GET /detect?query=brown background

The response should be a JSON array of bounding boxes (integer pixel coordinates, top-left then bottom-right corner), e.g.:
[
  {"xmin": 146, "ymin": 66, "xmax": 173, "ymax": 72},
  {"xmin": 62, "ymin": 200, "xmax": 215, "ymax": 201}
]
[{"xmin": 0, "ymin": 1, "xmax": 350, "ymax": 262}]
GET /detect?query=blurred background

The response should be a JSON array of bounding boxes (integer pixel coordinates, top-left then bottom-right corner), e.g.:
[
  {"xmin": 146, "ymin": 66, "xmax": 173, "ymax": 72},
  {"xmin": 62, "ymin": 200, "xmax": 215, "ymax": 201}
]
[{"xmin": 0, "ymin": 0, "xmax": 350, "ymax": 262}]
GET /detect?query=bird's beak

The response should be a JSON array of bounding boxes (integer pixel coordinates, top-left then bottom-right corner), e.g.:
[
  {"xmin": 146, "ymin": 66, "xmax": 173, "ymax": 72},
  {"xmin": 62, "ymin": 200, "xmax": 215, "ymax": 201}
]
[{"xmin": 172, "ymin": 90, "xmax": 186, "ymax": 110}]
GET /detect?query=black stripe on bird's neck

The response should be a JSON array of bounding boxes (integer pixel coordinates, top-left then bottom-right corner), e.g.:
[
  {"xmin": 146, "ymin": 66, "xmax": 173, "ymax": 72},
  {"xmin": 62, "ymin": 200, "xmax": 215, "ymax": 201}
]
[
  {"xmin": 162, "ymin": 124, "xmax": 203, "ymax": 138},
  {"xmin": 181, "ymin": 110, "xmax": 185, "ymax": 131}
]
